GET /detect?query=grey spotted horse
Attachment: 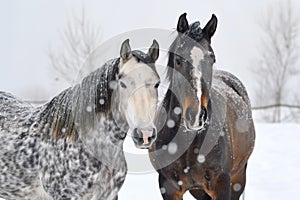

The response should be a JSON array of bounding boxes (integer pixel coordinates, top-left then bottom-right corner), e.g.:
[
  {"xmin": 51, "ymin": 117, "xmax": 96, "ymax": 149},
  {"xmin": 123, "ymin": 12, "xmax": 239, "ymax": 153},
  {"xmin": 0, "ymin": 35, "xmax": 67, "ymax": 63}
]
[{"xmin": 0, "ymin": 39, "xmax": 160, "ymax": 200}]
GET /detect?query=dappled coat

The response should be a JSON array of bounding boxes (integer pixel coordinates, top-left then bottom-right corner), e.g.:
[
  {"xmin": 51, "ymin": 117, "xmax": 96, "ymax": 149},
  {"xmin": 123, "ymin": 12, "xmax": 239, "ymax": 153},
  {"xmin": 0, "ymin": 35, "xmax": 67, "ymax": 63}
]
[{"xmin": 0, "ymin": 59, "xmax": 127, "ymax": 200}]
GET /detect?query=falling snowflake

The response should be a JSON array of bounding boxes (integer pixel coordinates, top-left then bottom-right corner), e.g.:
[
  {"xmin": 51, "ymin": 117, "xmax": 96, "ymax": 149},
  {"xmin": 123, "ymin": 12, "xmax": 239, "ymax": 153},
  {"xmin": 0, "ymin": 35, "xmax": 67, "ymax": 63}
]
[
  {"xmin": 86, "ymin": 106, "xmax": 92, "ymax": 112},
  {"xmin": 99, "ymin": 99, "xmax": 105, "ymax": 105},
  {"xmin": 168, "ymin": 142, "xmax": 178, "ymax": 154},
  {"xmin": 162, "ymin": 145, "xmax": 168, "ymax": 150},
  {"xmin": 173, "ymin": 107, "xmax": 182, "ymax": 115},
  {"xmin": 167, "ymin": 119, "xmax": 175, "ymax": 128},
  {"xmin": 109, "ymin": 81, "xmax": 118, "ymax": 90},
  {"xmin": 233, "ymin": 183, "xmax": 242, "ymax": 191},
  {"xmin": 197, "ymin": 154, "xmax": 206, "ymax": 163},
  {"xmin": 236, "ymin": 118, "xmax": 249, "ymax": 132},
  {"xmin": 193, "ymin": 148, "xmax": 199, "ymax": 154},
  {"xmin": 183, "ymin": 166, "xmax": 190, "ymax": 173},
  {"xmin": 61, "ymin": 128, "xmax": 66, "ymax": 133},
  {"xmin": 178, "ymin": 180, "xmax": 183, "ymax": 186},
  {"xmin": 160, "ymin": 187, "xmax": 166, "ymax": 194}
]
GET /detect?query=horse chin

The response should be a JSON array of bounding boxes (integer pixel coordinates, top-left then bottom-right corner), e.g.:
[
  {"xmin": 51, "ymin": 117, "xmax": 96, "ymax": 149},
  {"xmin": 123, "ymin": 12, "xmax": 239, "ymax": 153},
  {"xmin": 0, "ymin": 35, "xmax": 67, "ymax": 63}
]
[
  {"xmin": 134, "ymin": 143, "xmax": 151, "ymax": 149},
  {"xmin": 184, "ymin": 120, "xmax": 205, "ymax": 132},
  {"xmin": 185, "ymin": 125, "xmax": 203, "ymax": 132}
]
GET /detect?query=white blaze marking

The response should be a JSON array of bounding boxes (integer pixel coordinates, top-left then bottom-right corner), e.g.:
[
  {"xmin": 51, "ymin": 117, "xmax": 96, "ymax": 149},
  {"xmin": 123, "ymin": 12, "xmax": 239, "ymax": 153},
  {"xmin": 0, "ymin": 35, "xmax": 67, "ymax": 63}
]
[
  {"xmin": 191, "ymin": 47, "xmax": 204, "ymax": 67},
  {"xmin": 190, "ymin": 47, "xmax": 204, "ymax": 101},
  {"xmin": 190, "ymin": 47, "xmax": 204, "ymax": 127}
]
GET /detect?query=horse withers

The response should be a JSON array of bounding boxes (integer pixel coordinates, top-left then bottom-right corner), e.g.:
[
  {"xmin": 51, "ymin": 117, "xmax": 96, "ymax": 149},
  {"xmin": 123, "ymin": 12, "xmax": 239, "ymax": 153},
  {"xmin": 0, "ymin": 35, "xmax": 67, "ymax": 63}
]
[
  {"xmin": 149, "ymin": 13, "xmax": 255, "ymax": 200},
  {"xmin": 0, "ymin": 39, "xmax": 160, "ymax": 200}
]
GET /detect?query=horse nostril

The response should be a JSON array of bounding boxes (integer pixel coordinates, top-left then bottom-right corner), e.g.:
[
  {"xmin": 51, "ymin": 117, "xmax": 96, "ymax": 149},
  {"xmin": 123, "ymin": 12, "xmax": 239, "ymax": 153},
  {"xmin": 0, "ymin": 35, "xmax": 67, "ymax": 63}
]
[
  {"xmin": 133, "ymin": 128, "xmax": 143, "ymax": 142},
  {"xmin": 200, "ymin": 107, "xmax": 208, "ymax": 122},
  {"xmin": 147, "ymin": 128, "xmax": 157, "ymax": 143},
  {"xmin": 186, "ymin": 107, "xmax": 197, "ymax": 125}
]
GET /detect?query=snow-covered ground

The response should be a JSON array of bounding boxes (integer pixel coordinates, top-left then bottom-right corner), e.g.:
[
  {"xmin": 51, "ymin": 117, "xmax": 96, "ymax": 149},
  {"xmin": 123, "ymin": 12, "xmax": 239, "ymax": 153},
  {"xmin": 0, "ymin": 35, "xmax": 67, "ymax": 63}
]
[
  {"xmin": 119, "ymin": 123, "xmax": 300, "ymax": 199},
  {"xmin": 0, "ymin": 123, "xmax": 299, "ymax": 199}
]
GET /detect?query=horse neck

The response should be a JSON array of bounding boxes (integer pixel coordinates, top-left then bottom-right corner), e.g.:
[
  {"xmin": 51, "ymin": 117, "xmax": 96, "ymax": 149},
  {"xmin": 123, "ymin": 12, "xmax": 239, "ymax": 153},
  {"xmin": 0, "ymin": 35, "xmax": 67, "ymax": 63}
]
[{"xmin": 39, "ymin": 58, "xmax": 127, "ymax": 144}]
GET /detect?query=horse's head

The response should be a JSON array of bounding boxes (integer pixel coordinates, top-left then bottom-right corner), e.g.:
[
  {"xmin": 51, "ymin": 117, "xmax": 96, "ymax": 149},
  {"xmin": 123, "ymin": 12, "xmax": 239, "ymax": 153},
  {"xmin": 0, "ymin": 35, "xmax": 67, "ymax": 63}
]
[
  {"xmin": 168, "ymin": 13, "xmax": 217, "ymax": 131},
  {"xmin": 116, "ymin": 39, "xmax": 160, "ymax": 148}
]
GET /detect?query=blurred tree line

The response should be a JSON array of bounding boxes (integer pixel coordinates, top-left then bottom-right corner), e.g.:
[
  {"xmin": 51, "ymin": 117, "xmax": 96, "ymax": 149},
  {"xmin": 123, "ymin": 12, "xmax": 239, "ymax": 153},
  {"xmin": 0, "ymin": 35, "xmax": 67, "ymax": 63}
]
[
  {"xmin": 252, "ymin": 0, "xmax": 300, "ymax": 123},
  {"xmin": 28, "ymin": 2, "xmax": 300, "ymax": 123}
]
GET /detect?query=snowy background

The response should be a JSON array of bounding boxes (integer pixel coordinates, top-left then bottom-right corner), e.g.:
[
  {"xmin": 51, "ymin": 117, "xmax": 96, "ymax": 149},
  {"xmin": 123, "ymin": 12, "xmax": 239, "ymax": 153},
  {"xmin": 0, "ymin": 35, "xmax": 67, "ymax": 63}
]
[
  {"xmin": 1, "ymin": 0, "xmax": 300, "ymax": 199},
  {"xmin": 3, "ymin": 0, "xmax": 297, "ymax": 100},
  {"xmin": 0, "ymin": 123, "xmax": 299, "ymax": 199},
  {"xmin": 119, "ymin": 123, "xmax": 300, "ymax": 199}
]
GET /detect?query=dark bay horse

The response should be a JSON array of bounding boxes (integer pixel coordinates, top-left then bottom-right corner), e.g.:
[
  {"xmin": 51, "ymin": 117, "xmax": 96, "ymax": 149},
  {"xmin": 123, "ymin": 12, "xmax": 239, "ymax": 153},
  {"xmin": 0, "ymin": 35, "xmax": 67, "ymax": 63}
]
[
  {"xmin": 149, "ymin": 13, "xmax": 255, "ymax": 200},
  {"xmin": 0, "ymin": 39, "xmax": 160, "ymax": 200}
]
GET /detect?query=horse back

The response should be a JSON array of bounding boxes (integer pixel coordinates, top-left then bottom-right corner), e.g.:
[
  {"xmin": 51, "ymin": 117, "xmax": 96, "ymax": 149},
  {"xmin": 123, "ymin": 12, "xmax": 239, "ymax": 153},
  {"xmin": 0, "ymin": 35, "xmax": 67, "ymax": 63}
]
[
  {"xmin": 0, "ymin": 91, "xmax": 33, "ymax": 120},
  {"xmin": 211, "ymin": 70, "xmax": 255, "ymax": 174}
]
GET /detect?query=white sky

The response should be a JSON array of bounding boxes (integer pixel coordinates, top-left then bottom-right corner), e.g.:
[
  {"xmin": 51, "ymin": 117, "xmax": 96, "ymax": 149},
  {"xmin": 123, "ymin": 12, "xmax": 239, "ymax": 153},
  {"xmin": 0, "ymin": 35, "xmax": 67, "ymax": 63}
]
[{"xmin": 0, "ymin": 0, "xmax": 299, "ymax": 103}]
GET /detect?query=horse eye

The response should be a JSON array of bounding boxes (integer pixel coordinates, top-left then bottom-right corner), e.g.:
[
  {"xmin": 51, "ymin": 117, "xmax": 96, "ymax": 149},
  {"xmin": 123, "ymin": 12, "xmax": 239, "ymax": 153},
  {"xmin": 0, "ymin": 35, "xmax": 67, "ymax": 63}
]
[
  {"xmin": 154, "ymin": 82, "xmax": 160, "ymax": 89},
  {"xmin": 175, "ymin": 58, "xmax": 181, "ymax": 66},
  {"xmin": 120, "ymin": 81, "xmax": 127, "ymax": 88}
]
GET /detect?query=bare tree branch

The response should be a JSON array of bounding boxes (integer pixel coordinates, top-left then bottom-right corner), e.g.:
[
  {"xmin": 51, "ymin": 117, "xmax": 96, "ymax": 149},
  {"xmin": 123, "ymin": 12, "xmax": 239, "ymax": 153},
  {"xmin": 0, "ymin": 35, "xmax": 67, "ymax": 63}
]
[
  {"xmin": 252, "ymin": 104, "xmax": 300, "ymax": 110},
  {"xmin": 252, "ymin": 0, "xmax": 300, "ymax": 123},
  {"xmin": 48, "ymin": 7, "xmax": 102, "ymax": 84}
]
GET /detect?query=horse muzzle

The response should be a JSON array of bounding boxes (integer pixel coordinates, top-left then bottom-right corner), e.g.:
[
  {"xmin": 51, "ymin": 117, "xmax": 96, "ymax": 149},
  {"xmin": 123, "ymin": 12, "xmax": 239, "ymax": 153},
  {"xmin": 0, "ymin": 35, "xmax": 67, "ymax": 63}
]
[
  {"xmin": 132, "ymin": 127, "xmax": 157, "ymax": 149},
  {"xmin": 184, "ymin": 106, "xmax": 208, "ymax": 131}
]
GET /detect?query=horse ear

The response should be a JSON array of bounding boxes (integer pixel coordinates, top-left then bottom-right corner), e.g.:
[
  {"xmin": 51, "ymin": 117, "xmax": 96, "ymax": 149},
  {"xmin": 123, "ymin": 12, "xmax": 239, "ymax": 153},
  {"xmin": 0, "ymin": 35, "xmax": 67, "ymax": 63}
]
[
  {"xmin": 203, "ymin": 14, "xmax": 218, "ymax": 42},
  {"xmin": 148, "ymin": 40, "xmax": 159, "ymax": 62},
  {"xmin": 120, "ymin": 39, "xmax": 132, "ymax": 62},
  {"xmin": 177, "ymin": 13, "xmax": 189, "ymax": 33}
]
